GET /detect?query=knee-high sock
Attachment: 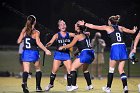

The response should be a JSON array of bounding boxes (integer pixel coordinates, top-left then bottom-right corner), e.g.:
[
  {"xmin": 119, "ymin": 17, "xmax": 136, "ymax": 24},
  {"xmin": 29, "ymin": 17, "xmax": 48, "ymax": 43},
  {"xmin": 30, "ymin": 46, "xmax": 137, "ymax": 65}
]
[
  {"xmin": 36, "ymin": 71, "xmax": 42, "ymax": 87},
  {"xmin": 22, "ymin": 72, "xmax": 28, "ymax": 84},
  {"xmin": 84, "ymin": 71, "xmax": 92, "ymax": 86},
  {"xmin": 71, "ymin": 71, "xmax": 77, "ymax": 86},
  {"xmin": 50, "ymin": 72, "xmax": 56, "ymax": 85},
  {"xmin": 67, "ymin": 74, "xmax": 71, "ymax": 86},
  {"xmin": 107, "ymin": 73, "xmax": 114, "ymax": 88},
  {"xmin": 120, "ymin": 73, "xmax": 128, "ymax": 88}
]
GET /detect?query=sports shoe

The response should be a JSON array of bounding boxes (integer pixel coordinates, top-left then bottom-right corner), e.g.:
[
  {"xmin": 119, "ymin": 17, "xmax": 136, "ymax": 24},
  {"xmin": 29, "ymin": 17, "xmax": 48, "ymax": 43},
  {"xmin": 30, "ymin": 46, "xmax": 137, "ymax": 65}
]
[
  {"xmin": 123, "ymin": 86, "xmax": 128, "ymax": 93},
  {"xmin": 102, "ymin": 86, "xmax": 111, "ymax": 93},
  {"xmin": 67, "ymin": 85, "xmax": 78, "ymax": 91},
  {"xmin": 66, "ymin": 86, "xmax": 71, "ymax": 91},
  {"xmin": 86, "ymin": 85, "xmax": 93, "ymax": 90},
  {"xmin": 45, "ymin": 84, "xmax": 54, "ymax": 91},
  {"xmin": 123, "ymin": 90, "xmax": 128, "ymax": 93},
  {"xmin": 22, "ymin": 84, "xmax": 29, "ymax": 93},
  {"xmin": 138, "ymin": 84, "xmax": 140, "ymax": 93},
  {"xmin": 36, "ymin": 86, "xmax": 42, "ymax": 92}
]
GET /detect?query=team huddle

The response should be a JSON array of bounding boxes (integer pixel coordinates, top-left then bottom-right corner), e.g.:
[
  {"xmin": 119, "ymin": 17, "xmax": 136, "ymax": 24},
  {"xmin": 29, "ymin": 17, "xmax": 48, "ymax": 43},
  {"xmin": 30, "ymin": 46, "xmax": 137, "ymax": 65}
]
[{"xmin": 17, "ymin": 15, "xmax": 138, "ymax": 93}]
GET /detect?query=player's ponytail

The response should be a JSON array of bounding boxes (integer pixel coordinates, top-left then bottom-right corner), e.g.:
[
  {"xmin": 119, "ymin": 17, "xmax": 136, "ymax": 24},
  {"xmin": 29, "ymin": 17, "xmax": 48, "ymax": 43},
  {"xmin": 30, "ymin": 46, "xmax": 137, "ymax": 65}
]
[
  {"xmin": 109, "ymin": 15, "xmax": 120, "ymax": 25},
  {"xmin": 25, "ymin": 15, "xmax": 36, "ymax": 36}
]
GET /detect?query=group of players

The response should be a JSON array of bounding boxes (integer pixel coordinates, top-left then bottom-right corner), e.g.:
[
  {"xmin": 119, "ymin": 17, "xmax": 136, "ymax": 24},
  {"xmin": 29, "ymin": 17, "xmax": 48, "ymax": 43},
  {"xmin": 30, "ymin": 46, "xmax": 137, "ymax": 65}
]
[{"xmin": 17, "ymin": 15, "xmax": 138, "ymax": 93}]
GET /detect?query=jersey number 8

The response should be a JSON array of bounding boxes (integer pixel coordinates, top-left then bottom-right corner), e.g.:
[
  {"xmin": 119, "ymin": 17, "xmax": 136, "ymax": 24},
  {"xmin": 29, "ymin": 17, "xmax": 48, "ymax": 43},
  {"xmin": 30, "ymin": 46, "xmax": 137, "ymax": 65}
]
[{"xmin": 116, "ymin": 33, "xmax": 122, "ymax": 42}]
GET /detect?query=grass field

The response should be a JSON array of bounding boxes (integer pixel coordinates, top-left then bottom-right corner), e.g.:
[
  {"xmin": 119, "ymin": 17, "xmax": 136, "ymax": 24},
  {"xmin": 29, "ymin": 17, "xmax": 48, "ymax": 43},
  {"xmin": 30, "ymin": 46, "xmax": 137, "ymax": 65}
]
[
  {"xmin": 0, "ymin": 77, "xmax": 139, "ymax": 93},
  {"xmin": 0, "ymin": 50, "xmax": 140, "ymax": 76},
  {"xmin": 0, "ymin": 50, "xmax": 140, "ymax": 93}
]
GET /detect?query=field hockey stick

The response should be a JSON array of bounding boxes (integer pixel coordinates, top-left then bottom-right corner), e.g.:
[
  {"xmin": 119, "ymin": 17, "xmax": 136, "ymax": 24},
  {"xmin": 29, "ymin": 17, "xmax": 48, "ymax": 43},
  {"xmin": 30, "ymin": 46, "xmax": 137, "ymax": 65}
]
[{"xmin": 42, "ymin": 51, "xmax": 45, "ymax": 66}]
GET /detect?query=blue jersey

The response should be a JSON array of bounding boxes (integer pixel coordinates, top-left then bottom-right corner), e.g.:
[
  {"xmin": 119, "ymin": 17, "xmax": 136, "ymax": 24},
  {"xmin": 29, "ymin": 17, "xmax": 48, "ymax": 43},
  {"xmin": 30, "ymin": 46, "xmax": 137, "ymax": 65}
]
[
  {"xmin": 109, "ymin": 25, "xmax": 128, "ymax": 60},
  {"xmin": 54, "ymin": 32, "xmax": 71, "ymax": 61},
  {"xmin": 77, "ymin": 34, "xmax": 94, "ymax": 64},
  {"xmin": 22, "ymin": 35, "xmax": 39, "ymax": 62}
]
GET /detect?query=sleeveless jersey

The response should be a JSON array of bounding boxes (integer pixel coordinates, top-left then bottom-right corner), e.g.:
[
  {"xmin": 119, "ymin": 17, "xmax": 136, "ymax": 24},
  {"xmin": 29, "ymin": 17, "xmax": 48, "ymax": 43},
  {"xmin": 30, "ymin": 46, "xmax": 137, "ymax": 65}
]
[
  {"xmin": 77, "ymin": 34, "xmax": 91, "ymax": 52},
  {"xmin": 56, "ymin": 32, "xmax": 71, "ymax": 52},
  {"xmin": 23, "ymin": 35, "xmax": 38, "ymax": 50},
  {"xmin": 109, "ymin": 25, "xmax": 124, "ymax": 44}
]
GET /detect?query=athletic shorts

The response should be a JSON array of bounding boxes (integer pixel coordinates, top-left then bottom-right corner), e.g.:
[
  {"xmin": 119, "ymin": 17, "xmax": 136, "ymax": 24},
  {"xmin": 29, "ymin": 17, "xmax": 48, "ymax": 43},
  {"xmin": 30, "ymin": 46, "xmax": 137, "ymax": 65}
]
[
  {"xmin": 54, "ymin": 51, "xmax": 71, "ymax": 61},
  {"xmin": 22, "ymin": 50, "xmax": 40, "ymax": 62},
  {"xmin": 77, "ymin": 49, "xmax": 94, "ymax": 64},
  {"xmin": 110, "ymin": 43, "xmax": 128, "ymax": 60}
]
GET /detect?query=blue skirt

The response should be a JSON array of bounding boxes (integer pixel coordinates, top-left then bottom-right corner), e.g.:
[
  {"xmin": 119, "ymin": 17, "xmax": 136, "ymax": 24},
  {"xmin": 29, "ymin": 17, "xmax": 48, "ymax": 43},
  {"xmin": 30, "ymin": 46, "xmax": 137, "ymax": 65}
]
[
  {"xmin": 54, "ymin": 51, "xmax": 71, "ymax": 61},
  {"xmin": 77, "ymin": 49, "xmax": 94, "ymax": 64},
  {"xmin": 110, "ymin": 43, "xmax": 128, "ymax": 60},
  {"xmin": 22, "ymin": 50, "xmax": 40, "ymax": 62}
]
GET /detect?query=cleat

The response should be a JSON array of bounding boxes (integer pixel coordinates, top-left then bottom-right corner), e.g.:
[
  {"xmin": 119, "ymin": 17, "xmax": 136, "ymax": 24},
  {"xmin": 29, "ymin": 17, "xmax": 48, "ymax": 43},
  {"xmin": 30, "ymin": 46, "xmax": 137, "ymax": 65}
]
[
  {"xmin": 45, "ymin": 84, "xmax": 54, "ymax": 91},
  {"xmin": 66, "ymin": 86, "xmax": 71, "ymax": 91},
  {"xmin": 67, "ymin": 85, "xmax": 78, "ymax": 91},
  {"xmin": 138, "ymin": 84, "xmax": 140, "ymax": 93},
  {"xmin": 86, "ymin": 85, "xmax": 93, "ymax": 90},
  {"xmin": 123, "ymin": 86, "xmax": 128, "ymax": 93},
  {"xmin": 22, "ymin": 84, "xmax": 29, "ymax": 93},
  {"xmin": 36, "ymin": 86, "xmax": 42, "ymax": 92},
  {"xmin": 102, "ymin": 86, "xmax": 111, "ymax": 93},
  {"xmin": 123, "ymin": 90, "xmax": 128, "ymax": 93}
]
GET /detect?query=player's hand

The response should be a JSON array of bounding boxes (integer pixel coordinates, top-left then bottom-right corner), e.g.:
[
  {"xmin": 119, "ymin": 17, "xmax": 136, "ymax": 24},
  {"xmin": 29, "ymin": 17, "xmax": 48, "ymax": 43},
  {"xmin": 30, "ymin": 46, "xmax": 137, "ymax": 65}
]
[
  {"xmin": 133, "ymin": 26, "xmax": 137, "ymax": 33},
  {"xmin": 129, "ymin": 49, "xmax": 136, "ymax": 58},
  {"xmin": 131, "ymin": 49, "xmax": 136, "ymax": 53},
  {"xmin": 45, "ymin": 50, "xmax": 51, "ymax": 55},
  {"xmin": 77, "ymin": 20, "xmax": 85, "ymax": 26},
  {"xmin": 58, "ymin": 46, "xmax": 64, "ymax": 50}
]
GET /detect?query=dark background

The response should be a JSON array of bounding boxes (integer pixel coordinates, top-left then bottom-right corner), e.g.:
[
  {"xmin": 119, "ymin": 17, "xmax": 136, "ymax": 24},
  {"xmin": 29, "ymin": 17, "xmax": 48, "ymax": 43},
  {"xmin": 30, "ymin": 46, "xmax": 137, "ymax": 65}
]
[{"xmin": 0, "ymin": 0, "xmax": 140, "ymax": 47}]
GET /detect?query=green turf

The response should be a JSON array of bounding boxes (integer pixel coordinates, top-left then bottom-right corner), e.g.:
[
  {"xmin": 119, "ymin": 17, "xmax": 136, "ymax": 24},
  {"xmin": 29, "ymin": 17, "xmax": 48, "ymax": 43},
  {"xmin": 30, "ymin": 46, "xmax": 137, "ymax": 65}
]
[
  {"xmin": 0, "ymin": 77, "xmax": 139, "ymax": 93},
  {"xmin": 0, "ymin": 50, "xmax": 140, "ymax": 76}
]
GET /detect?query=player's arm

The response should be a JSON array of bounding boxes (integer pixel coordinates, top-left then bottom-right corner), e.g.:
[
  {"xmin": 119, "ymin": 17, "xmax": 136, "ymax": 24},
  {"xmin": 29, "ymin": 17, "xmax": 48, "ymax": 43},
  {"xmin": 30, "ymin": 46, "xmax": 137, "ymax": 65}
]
[
  {"xmin": 46, "ymin": 34, "xmax": 57, "ymax": 47},
  {"xmin": 78, "ymin": 21, "xmax": 107, "ymax": 31},
  {"xmin": 84, "ymin": 32, "xmax": 90, "ymax": 36},
  {"xmin": 17, "ymin": 27, "xmax": 26, "ymax": 44},
  {"xmin": 133, "ymin": 32, "xmax": 140, "ymax": 52},
  {"xmin": 120, "ymin": 26, "xmax": 137, "ymax": 34},
  {"xmin": 85, "ymin": 23, "xmax": 107, "ymax": 31},
  {"xmin": 35, "ymin": 31, "xmax": 51, "ymax": 55},
  {"xmin": 69, "ymin": 32, "xmax": 75, "ymax": 37},
  {"xmin": 59, "ymin": 35, "xmax": 79, "ymax": 50}
]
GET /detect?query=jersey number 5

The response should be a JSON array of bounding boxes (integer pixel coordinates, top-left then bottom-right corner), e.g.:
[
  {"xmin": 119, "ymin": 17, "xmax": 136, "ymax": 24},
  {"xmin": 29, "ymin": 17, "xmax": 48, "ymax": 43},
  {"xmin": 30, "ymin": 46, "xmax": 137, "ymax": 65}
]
[{"xmin": 25, "ymin": 38, "xmax": 31, "ymax": 49}]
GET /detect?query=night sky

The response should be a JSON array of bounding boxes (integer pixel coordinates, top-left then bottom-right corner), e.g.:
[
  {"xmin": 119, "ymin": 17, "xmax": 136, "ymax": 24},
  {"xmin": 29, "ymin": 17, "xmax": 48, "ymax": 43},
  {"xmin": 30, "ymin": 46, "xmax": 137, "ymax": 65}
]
[{"xmin": 0, "ymin": 0, "xmax": 140, "ymax": 47}]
